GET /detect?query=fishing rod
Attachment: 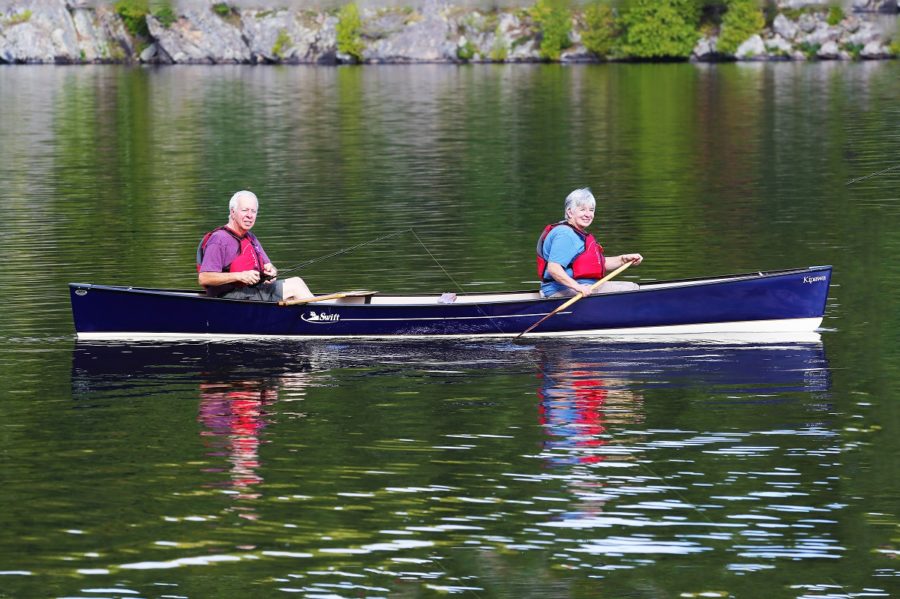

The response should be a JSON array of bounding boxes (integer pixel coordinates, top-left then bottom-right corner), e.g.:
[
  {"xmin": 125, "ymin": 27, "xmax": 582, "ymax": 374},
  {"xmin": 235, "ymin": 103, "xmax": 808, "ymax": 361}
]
[
  {"xmin": 277, "ymin": 228, "xmax": 415, "ymax": 275},
  {"xmin": 846, "ymin": 164, "xmax": 900, "ymax": 186}
]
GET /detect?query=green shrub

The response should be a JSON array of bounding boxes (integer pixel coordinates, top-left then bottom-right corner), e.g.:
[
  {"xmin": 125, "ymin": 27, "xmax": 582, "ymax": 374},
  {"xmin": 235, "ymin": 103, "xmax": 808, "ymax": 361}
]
[
  {"xmin": 827, "ymin": 5, "xmax": 844, "ymax": 26},
  {"xmin": 457, "ymin": 39, "xmax": 477, "ymax": 61},
  {"xmin": 582, "ymin": 1, "xmax": 618, "ymax": 58},
  {"xmin": 490, "ymin": 27, "xmax": 509, "ymax": 61},
  {"xmin": 115, "ymin": 0, "xmax": 150, "ymax": 37},
  {"xmin": 3, "ymin": 9, "xmax": 32, "ymax": 25},
  {"xmin": 717, "ymin": 0, "xmax": 764, "ymax": 56},
  {"xmin": 153, "ymin": 4, "xmax": 176, "ymax": 28},
  {"xmin": 530, "ymin": 0, "xmax": 572, "ymax": 61},
  {"xmin": 272, "ymin": 29, "xmax": 291, "ymax": 59},
  {"xmin": 842, "ymin": 42, "xmax": 863, "ymax": 59},
  {"xmin": 618, "ymin": 0, "xmax": 700, "ymax": 59},
  {"xmin": 115, "ymin": 0, "xmax": 176, "ymax": 34},
  {"xmin": 798, "ymin": 41, "xmax": 820, "ymax": 59},
  {"xmin": 213, "ymin": 3, "xmax": 232, "ymax": 17},
  {"xmin": 336, "ymin": 3, "xmax": 364, "ymax": 62}
]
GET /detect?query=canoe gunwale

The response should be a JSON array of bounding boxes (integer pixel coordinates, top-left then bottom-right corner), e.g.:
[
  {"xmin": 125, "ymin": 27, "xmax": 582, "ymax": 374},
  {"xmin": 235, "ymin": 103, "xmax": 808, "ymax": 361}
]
[{"xmin": 69, "ymin": 265, "xmax": 832, "ymax": 307}]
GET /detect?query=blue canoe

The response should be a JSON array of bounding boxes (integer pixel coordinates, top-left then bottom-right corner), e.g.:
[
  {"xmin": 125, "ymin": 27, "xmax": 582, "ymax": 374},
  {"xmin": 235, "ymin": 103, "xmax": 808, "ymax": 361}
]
[{"xmin": 69, "ymin": 265, "xmax": 831, "ymax": 340}]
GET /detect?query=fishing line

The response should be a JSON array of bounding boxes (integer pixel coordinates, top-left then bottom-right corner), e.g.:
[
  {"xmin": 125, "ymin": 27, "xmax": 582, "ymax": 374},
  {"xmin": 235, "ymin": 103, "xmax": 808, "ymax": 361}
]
[
  {"xmin": 410, "ymin": 229, "xmax": 517, "ymax": 337},
  {"xmin": 278, "ymin": 228, "xmax": 414, "ymax": 274},
  {"xmin": 845, "ymin": 164, "xmax": 900, "ymax": 186}
]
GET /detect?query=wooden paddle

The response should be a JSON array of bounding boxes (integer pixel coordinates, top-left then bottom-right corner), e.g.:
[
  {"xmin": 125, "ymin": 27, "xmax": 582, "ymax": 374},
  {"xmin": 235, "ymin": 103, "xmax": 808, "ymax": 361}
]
[
  {"xmin": 515, "ymin": 261, "xmax": 633, "ymax": 339},
  {"xmin": 278, "ymin": 290, "xmax": 377, "ymax": 307}
]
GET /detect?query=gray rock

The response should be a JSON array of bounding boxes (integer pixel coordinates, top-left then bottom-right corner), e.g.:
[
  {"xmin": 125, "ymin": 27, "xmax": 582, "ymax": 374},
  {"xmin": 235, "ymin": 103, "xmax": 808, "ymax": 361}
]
[
  {"xmin": 779, "ymin": 0, "xmax": 828, "ymax": 7},
  {"xmin": 363, "ymin": 1, "xmax": 455, "ymax": 62},
  {"xmin": 452, "ymin": 10, "xmax": 495, "ymax": 60},
  {"xmin": 847, "ymin": 21, "xmax": 881, "ymax": 44},
  {"xmin": 508, "ymin": 36, "xmax": 539, "ymax": 61},
  {"xmin": 560, "ymin": 42, "xmax": 594, "ymax": 63},
  {"xmin": 139, "ymin": 42, "xmax": 157, "ymax": 62},
  {"xmin": 692, "ymin": 35, "xmax": 717, "ymax": 60},
  {"xmin": 71, "ymin": 5, "xmax": 129, "ymax": 62},
  {"xmin": 0, "ymin": 0, "xmax": 80, "ymax": 63},
  {"xmin": 361, "ymin": 9, "xmax": 407, "ymax": 40},
  {"xmin": 773, "ymin": 14, "xmax": 799, "ymax": 40},
  {"xmin": 842, "ymin": 14, "xmax": 861, "ymax": 33},
  {"xmin": 797, "ymin": 13, "xmax": 819, "ymax": 33},
  {"xmin": 861, "ymin": 40, "xmax": 891, "ymax": 56},
  {"xmin": 817, "ymin": 40, "xmax": 841, "ymax": 58},
  {"xmin": 147, "ymin": 2, "xmax": 250, "ymax": 64},
  {"xmin": 803, "ymin": 23, "xmax": 842, "ymax": 46},
  {"xmin": 241, "ymin": 9, "xmax": 336, "ymax": 63},
  {"xmin": 735, "ymin": 34, "xmax": 766, "ymax": 59},
  {"xmin": 766, "ymin": 34, "xmax": 793, "ymax": 56}
]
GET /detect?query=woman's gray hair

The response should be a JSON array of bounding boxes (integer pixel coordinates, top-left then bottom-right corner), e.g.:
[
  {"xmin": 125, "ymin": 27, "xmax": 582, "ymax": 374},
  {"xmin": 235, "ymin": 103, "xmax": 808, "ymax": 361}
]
[
  {"xmin": 229, "ymin": 190, "xmax": 258, "ymax": 216},
  {"xmin": 564, "ymin": 188, "xmax": 595, "ymax": 219}
]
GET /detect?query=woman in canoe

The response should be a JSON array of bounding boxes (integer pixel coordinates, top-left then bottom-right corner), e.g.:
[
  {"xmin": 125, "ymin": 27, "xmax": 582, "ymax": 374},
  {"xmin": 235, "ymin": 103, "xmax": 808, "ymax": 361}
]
[{"xmin": 537, "ymin": 188, "xmax": 643, "ymax": 298}]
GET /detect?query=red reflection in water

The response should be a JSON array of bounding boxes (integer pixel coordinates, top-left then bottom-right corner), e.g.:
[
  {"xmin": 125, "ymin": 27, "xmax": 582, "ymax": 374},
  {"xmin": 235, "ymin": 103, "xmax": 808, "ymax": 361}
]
[
  {"xmin": 538, "ymin": 365, "xmax": 643, "ymax": 467},
  {"xmin": 198, "ymin": 381, "xmax": 277, "ymax": 514}
]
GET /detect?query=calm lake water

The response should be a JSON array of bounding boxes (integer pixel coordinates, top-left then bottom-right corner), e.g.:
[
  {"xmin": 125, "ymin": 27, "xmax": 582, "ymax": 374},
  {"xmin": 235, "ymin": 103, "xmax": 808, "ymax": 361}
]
[{"xmin": 1, "ymin": 62, "xmax": 899, "ymax": 598}]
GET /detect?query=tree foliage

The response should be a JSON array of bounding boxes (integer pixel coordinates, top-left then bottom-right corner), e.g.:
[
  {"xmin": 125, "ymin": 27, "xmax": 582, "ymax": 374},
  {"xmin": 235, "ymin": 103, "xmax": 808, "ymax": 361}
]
[
  {"xmin": 336, "ymin": 3, "xmax": 365, "ymax": 62},
  {"xmin": 530, "ymin": 0, "xmax": 572, "ymax": 61},
  {"xmin": 617, "ymin": 0, "xmax": 701, "ymax": 59},
  {"xmin": 582, "ymin": 1, "xmax": 618, "ymax": 58},
  {"xmin": 717, "ymin": 0, "xmax": 765, "ymax": 56}
]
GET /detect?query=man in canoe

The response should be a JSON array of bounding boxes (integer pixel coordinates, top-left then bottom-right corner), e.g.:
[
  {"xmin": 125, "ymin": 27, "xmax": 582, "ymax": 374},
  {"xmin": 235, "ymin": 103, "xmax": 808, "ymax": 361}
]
[
  {"xmin": 537, "ymin": 188, "xmax": 643, "ymax": 298},
  {"xmin": 197, "ymin": 190, "xmax": 313, "ymax": 302}
]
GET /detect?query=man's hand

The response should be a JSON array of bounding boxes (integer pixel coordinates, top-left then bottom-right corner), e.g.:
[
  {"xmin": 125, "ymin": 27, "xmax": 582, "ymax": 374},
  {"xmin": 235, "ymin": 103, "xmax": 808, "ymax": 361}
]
[
  {"xmin": 262, "ymin": 263, "xmax": 277, "ymax": 284},
  {"xmin": 234, "ymin": 270, "xmax": 261, "ymax": 286}
]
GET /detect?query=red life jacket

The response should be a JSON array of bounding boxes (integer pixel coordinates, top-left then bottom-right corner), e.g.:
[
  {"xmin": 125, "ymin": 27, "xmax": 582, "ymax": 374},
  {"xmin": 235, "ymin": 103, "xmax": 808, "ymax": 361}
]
[
  {"xmin": 536, "ymin": 222, "xmax": 605, "ymax": 280},
  {"xmin": 196, "ymin": 226, "xmax": 263, "ymax": 277}
]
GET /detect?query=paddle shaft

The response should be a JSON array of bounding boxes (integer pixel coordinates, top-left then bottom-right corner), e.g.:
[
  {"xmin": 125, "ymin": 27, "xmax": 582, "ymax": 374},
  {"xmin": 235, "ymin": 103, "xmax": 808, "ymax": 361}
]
[
  {"xmin": 278, "ymin": 290, "xmax": 375, "ymax": 307},
  {"xmin": 515, "ymin": 261, "xmax": 633, "ymax": 338}
]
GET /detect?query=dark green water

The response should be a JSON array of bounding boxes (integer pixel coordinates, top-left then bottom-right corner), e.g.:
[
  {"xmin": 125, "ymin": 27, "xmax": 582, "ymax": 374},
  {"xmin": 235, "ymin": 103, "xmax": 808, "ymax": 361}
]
[{"xmin": 0, "ymin": 63, "xmax": 898, "ymax": 598}]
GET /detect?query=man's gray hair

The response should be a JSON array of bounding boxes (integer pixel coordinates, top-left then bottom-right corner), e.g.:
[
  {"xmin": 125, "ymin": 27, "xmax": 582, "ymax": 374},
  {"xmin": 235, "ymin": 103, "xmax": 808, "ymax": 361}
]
[
  {"xmin": 229, "ymin": 190, "xmax": 259, "ymax": 215},
  {"xmin": 564, "ymin": 188, "xmax": 595, "ymax": 219}
]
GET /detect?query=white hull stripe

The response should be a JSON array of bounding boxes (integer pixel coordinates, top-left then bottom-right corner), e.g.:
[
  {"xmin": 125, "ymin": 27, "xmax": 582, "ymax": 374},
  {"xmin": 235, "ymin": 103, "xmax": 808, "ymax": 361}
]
[{"xmin": 76, "ymin": 317, "xmax": 823, "ymax": 342}]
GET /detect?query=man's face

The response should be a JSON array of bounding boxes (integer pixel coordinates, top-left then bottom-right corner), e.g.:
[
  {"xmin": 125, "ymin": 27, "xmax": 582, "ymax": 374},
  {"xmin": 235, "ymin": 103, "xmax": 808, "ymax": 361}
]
[{"xmin": 231, "ymin": 196, "xmax": 258, "ymax": 232}]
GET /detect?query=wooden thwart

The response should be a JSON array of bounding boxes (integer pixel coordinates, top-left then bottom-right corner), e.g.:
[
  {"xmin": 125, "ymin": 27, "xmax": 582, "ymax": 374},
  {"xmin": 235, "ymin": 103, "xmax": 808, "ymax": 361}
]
[{"xmin": 278, "ymin": 290, "xmax": 377, "ymax": 307}]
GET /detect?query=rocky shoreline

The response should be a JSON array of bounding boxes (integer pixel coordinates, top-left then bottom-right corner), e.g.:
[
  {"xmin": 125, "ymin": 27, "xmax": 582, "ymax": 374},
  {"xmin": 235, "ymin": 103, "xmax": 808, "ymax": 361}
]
[{"xmin": 0, "ymin": 0, "xmax": 897, "ymax": 65}]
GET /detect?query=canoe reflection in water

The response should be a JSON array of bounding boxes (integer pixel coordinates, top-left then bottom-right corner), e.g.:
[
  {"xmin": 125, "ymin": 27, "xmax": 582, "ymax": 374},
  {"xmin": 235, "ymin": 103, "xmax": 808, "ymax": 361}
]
[
  {"xmin": 532, "ymin": 338, "xmax": 831, "ymax": 521},
  {"xmin": 71, "ymin": 341, "xmax": 321, "ymax": 518},
  {"xmin": 534, "ymin": 338, "xmax": 831, "ymax": 467}
]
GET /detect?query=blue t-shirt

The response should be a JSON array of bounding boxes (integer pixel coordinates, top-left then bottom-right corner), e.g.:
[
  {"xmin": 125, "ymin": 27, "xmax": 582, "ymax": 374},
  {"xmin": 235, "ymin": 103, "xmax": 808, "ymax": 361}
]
[{"xmin": 539, "ymin": 225, "xmax": 597, "ymax": 297}]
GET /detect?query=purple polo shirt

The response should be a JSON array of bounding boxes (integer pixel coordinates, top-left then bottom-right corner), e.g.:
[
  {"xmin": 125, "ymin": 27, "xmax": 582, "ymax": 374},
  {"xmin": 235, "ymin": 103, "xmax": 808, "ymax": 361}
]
[{"xmin": 199, "ymin": 229, "xmax": 271, "ymax": 297}]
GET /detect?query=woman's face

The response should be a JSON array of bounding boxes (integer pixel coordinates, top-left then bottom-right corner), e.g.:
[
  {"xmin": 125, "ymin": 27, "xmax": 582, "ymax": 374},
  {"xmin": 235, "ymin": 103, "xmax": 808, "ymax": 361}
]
[{"xmin": 567, "ymin": 202, "xmax": 595, "ymax": 230}]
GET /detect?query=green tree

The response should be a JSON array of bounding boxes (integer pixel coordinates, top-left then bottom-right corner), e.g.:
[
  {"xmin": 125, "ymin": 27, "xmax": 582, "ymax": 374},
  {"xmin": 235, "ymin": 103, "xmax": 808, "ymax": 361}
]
[
  {"xmin": 582, "ymin": 1, "xmax": 618, "ymax": 58},
  {"xmin": 530, "ymin": 0, "xmax": 572, "ymax": 61},
  {"xmin": 618, "ymin": 0, "xmax": 701, "ymax": 59},
  {"xmin": 336, "ymin": 3, "xmax": 365, "ymax": 62},
  {"xmin": 717, "ymin": 0, "xmax": 764, "ymax": 56}
]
